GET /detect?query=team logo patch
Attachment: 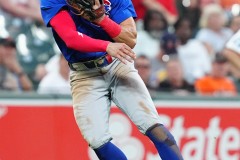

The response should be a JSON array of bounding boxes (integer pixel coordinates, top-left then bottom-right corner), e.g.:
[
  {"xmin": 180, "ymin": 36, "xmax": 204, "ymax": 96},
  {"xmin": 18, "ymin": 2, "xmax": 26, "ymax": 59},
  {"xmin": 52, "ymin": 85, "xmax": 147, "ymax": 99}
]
[{"xmin": 104, "ymin": 0, "xmax": 111, "ymax": 15}]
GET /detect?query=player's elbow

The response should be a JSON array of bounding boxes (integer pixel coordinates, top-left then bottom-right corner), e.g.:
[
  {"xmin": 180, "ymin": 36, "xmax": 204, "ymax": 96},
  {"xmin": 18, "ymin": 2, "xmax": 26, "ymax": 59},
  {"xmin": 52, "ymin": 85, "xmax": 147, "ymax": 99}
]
[
  {"xmin": 64, "ymin": 34, "xmax": 77, "ymax": 50},
  {"xmin": 65, "ymin": 40, "xmax": 75, "ymax": 49}
]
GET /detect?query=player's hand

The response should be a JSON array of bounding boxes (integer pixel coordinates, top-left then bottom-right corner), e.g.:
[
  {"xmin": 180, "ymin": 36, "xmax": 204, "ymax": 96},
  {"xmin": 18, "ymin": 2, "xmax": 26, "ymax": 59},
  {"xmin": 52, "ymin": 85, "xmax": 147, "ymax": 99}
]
[{"xmin": 106, "ymin": 42, "xmax": 136, "ymax": 64}]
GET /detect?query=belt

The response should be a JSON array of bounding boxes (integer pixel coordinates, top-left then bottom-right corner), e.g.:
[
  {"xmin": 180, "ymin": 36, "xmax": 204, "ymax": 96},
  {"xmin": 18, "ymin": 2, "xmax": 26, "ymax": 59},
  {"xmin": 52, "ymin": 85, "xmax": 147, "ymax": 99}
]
[{"xmin": 68, "ymin": 54, "xmax": 113, "ymax": 71}]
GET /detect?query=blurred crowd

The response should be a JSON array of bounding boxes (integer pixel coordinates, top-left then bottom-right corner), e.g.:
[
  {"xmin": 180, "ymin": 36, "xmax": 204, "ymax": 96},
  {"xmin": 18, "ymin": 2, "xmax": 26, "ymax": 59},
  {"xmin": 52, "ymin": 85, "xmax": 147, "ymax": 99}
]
[{"xmin": 0, "ymin": 0, "xmax": 240, "ymax": 97}]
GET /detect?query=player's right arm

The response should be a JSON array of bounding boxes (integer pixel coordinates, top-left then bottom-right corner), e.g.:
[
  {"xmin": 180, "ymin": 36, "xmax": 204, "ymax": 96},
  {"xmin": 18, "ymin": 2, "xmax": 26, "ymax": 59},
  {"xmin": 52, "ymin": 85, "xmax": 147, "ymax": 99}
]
[{"xmin": 50, "ymin": 10, "xmax": 136, "ymax": 63}]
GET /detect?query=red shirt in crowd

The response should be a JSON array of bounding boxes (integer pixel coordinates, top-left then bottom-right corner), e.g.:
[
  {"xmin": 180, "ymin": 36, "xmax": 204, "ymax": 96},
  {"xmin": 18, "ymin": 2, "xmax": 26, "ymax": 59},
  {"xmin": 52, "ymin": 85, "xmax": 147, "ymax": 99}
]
[{"xmin": 132, "ymin": 0, "xmax": 178, "ymax": 20}]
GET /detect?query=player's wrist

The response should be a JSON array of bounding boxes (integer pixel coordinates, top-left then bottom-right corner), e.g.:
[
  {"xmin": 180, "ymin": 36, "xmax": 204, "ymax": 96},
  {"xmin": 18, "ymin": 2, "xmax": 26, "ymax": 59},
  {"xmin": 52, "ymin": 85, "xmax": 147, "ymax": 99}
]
[
  {"xmin": 93, "ymin": 14, "xmax": 106, "ymax": 24},
  {"xmin": 101, "ymin": 40, "xmax": 111, "ymax": 52},
  {"xmin": 97, "ymin": 16, "xmax": 122, "ymax": 38}
]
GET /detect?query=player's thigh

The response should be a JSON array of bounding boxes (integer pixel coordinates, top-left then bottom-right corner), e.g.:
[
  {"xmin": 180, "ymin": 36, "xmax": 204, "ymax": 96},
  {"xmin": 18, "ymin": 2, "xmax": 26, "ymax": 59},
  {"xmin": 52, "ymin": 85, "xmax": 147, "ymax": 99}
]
[
  {"xmin": 110, "ymin": 61, "xmax": 161, "ymax": 134},
  {"xmin": 70, "ymin": 70, "xmax": 112, "ymax": 149}
]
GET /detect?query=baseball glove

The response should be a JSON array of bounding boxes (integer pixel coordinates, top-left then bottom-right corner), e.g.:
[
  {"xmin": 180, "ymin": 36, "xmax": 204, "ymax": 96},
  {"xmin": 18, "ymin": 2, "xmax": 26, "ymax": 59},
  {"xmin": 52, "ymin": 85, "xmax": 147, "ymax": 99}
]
[{"xmin": 66, "ymin": 0, "xmax": 105, "ymax": 21}]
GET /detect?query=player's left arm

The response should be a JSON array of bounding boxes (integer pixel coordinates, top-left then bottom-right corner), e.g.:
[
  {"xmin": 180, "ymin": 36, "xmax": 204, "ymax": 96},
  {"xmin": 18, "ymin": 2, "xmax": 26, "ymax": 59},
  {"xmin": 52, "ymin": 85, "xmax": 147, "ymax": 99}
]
[{"xmin": 94, "ymin": 16, "xmax": 137, "ymax": 49}]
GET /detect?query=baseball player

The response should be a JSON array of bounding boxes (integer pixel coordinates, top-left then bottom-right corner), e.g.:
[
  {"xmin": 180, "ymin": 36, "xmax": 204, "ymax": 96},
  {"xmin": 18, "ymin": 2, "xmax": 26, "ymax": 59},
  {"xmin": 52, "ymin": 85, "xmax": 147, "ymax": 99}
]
[
  {"xmin": 223, "ymin": 29, "xmax": 240, "ymax": 70},
  {"xmin": 40, "ymin": 0, "xmax": 183, "ymax": 159}
]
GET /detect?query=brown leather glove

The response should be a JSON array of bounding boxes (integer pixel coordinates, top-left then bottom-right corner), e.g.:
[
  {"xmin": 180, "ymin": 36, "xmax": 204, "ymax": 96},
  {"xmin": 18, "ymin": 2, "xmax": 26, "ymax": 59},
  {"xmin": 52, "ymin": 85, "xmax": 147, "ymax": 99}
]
[{"xmin": 66, "ymin": 0, "xmax": 105, "ymax": 21}]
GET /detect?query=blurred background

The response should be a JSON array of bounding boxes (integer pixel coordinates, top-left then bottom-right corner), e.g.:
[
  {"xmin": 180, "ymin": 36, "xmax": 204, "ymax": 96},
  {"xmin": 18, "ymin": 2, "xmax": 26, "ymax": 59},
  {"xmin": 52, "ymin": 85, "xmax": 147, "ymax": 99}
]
[{"xmin": 0, "ymin": 0, "xmax": 240, "ymax": 160}]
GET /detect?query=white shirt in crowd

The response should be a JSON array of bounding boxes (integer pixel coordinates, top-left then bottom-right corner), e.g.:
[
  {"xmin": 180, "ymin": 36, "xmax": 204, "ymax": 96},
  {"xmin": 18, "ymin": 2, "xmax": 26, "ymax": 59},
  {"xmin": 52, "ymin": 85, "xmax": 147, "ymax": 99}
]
[
  {"xmin": 177, "ymin": 39, "xmax": 212, "ymax": 84},
  {"xmin": 37, "ymin": 71, "xmax": 71, "ymax": 95},
  {"xmin": 45, "ymin": 54, "xmax": 60, "ymax": 73},
  {"xmin": 133, "ymin": 30, "xmax": 160, "ymax": 58},
  {"xmin": 196, "ymin": 28, "xmax": 233, "ymax": 53}
]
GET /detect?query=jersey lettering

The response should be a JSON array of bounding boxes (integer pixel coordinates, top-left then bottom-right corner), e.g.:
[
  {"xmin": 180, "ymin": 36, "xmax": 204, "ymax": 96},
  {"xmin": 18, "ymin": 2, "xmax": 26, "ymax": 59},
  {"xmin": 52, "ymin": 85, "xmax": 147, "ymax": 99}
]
[
  {"xmin": 104, "ymin": 0, "xmax": 111, "ymax": 15},
  {"xmin": 78, "ymin": 32, "xmax": 84, "ymax": 37}
]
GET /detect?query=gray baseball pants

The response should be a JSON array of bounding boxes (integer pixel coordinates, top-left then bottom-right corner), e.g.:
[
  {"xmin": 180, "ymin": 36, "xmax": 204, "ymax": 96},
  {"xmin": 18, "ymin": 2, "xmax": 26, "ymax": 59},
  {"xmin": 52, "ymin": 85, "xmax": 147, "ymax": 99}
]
[{"xmin": 70, "ymin": 58, "xmax": 161, "ymax": 149}]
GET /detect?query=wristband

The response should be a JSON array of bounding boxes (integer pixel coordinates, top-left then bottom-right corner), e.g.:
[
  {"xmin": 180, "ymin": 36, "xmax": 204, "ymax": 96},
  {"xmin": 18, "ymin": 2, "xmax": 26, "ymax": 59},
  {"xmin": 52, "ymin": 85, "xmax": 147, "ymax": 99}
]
[{"xmin": 98, "ymin": 16, "xmax": 122, "ymax": 38}]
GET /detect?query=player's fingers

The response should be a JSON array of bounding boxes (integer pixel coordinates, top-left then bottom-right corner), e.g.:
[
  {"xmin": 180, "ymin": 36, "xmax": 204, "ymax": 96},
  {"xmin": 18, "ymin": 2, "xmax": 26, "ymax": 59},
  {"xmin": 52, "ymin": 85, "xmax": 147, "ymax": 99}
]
[
  {"xmin": 125, "ymin": 55, "xmax": 134, "ymax": 63},
  {"xmin": 119, "ymin": 50, "xmax": 133, "ymax": 63},
  {"xmin": 121, "ymin": 45, "xmax": 136, "ymax": 59},
  {"xmin": 120, "ymin": 46, "xmax": 135, "ymax": 60},
  {"xmin": 116, "ymin": 54, "xmax": 127, "ymax": 64},
  {"xmin": 119, "ymin": 51, "xmax": 132, "ymax": 63}
]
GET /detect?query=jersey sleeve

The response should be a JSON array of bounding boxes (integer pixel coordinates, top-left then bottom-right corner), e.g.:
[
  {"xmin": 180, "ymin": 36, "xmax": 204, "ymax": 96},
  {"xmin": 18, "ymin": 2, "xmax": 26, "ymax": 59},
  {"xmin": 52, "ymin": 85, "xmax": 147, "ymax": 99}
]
[
  {"xmin": 108, "ymin": 0, "xmax": 137, "ymax": 24},
  {"xmin": 40, "ymin": 0, "xmax": 68, "ymax": 27},
  {"xmin": 226, "ymin": 30, "xmax": 240, "ymax": 54}
]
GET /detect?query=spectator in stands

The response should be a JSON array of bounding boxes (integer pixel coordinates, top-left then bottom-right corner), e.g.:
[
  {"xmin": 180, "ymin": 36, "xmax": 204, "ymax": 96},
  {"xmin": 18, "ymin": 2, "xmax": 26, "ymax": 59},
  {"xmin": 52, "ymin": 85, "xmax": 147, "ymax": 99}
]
[
  {"xmin": 0, "ymin": 37, "xmax": 32, "ymax": 91},
  {"xmin": 150, "ymin": 32, "xmax": 178, "ymax": 84},
  {"xmin": 174, "ymin": 17, "xmax": 212, "ymax": 84},
  {"xmin": 220, "ymin": 0, "xmax": 240, "ymax": 10},
  {"xmin": 0, "ymin": 0, "xmax": 43, "ymax": 39},
  {"xmin": 200, "ymin": 0, "xmax": 223, "ymax": 8},
  {"xmin": 157, "ymin": 56, "xmax": 195, "ymax": 95},
  {"xmin": 132, "ymin": 0, "xmax": 178, "ymax": 24},
  {"xmin": 34, "ymin": 52, "xmax": 61, "ymax": 88},
  {"xmin": 134, "ymin": 55, "xmax": 156, "ymax": 90},
  {"xmin": 0, "ymin": 0, "xmax": 57, "ymax": 89},
  {"xmin": 37, "ymin": 54, "xmax": 70, "ymax": 95},
  {"xmin": 151, "ymin": 33, "xmax": 177, "ymax": 73},
  {"xmin": 226, "ymin": 15, "xmax": 240, "ymax": 90},
  {"xmin": 133, "ymin": 10, "xmax": 168, "ymax": 58},
  {"xmin": 223, "ymin": 26, "xmax": 240, "ymax": 93},
  {"xmin": 0, "ymin": 0, "xmax": 42, "ymax": 22},
  {"xmin": 195, "ymin": 54, "xmax": 237, "ymax": 96},
  {"xmin": 196, "ymin": 4, "xmax": 233, "ymax": 54},
  {"xmin": 176, "ymin": 0, "xmax": 201, "ymax": 35},
  {"xmin": 229, "ymin": 15, "xmax": 240, "ymax": 33},
  {"xmin": 160, "ymin": 32, "xmax": 178, "ymax": 56}
]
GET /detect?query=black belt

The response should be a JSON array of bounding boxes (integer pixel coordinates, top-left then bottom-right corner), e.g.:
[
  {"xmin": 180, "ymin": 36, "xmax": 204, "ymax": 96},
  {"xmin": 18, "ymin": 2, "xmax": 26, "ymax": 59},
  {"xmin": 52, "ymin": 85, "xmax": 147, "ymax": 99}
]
[{"xmin": 68, "ymin": 54, "xmax": 113, "ymax": 71}]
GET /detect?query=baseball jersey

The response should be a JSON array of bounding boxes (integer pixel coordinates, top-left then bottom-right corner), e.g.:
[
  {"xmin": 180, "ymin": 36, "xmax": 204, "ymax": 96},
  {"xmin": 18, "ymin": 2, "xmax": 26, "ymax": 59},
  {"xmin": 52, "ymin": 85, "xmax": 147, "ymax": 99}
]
[{"xmin": 40, "ymin": 0, "xmax": 137, "ymax": 63}]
